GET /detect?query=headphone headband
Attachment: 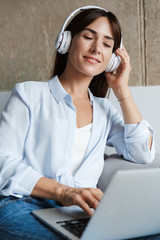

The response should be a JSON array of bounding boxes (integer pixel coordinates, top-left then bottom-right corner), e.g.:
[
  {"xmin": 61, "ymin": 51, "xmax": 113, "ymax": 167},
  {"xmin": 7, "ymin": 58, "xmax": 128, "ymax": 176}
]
[{"xmin": 60, "ymin": 6, "xmax": 108, "ymax": 34}]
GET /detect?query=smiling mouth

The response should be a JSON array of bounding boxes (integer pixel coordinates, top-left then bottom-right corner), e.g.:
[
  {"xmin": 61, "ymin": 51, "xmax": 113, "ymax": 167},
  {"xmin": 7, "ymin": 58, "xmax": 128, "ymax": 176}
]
[{"xmin": 83, "ymin": 56, "xmax": 101, "ymax": 63}]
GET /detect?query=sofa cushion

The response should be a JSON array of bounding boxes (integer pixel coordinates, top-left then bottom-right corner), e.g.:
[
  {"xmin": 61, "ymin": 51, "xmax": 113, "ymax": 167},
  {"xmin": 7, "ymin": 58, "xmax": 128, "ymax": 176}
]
[{"xmin": 98, "ymin": 153, "xmax": 160, "ymax": 192}]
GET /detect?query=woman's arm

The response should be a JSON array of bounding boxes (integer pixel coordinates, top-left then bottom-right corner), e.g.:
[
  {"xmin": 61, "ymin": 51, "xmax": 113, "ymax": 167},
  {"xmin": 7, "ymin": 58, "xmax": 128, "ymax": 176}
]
[
  {"xmin": 119, "ymin": 90, "xmax": 153, "ymax": 149},
  {"xmin": 106, "ymin": 45, "xmax": 152, "ymax": 149},
  {"xmin": 0, "ymin": 84, "xmax": 43, "ymax": 197},
  {"xmin": 31, "ymin": 177, "xmax": 103, "ymax": 216}
]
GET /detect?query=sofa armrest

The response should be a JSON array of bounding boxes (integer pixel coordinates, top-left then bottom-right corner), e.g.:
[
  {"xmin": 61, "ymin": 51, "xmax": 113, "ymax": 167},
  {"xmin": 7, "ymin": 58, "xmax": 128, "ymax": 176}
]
[{"xmin": 97, "ymin": 153, "xmax": 160, "ymax": 192}]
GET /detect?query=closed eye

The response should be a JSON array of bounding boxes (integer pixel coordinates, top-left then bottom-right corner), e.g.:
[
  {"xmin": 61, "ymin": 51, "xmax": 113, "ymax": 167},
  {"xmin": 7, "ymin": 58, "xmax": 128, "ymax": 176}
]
[
  {"xmin": 83, "ymin": 34, "xmax": 112, "ymax": 48},
  {"xmin": 104, "ymin": 43, "xmax": 111, "ymax": 48},
  {"xmin": 83, "ymin": 35, "xmax": 93, "ymax": 40}
]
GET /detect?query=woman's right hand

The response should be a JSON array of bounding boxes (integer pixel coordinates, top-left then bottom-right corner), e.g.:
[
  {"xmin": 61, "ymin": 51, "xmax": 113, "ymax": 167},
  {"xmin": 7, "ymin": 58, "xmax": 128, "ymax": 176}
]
[
  {"xmin": 59, "ymin": 186, "xmax": 104, "ymax": 216},
  {"xmin": 31, "ymin": 177, "xmax": 103, "ymax": 216}
]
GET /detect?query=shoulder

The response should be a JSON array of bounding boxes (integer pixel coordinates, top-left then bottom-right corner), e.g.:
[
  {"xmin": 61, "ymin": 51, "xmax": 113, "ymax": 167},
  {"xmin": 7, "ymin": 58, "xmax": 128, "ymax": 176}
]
[
  {"xmin": 13, "ymin": 80, "xmax": 50, "ymax": 104},
  {"xmin": 14, "ymin": 80, "xmax": 49, "ymax": 95}
]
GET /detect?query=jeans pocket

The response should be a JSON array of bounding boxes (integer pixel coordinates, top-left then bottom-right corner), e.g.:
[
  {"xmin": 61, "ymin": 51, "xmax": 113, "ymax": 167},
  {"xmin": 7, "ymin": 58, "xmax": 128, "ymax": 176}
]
[{"xmin": 0, "ymin": 196, "xmax": 32, "ymax": 209}]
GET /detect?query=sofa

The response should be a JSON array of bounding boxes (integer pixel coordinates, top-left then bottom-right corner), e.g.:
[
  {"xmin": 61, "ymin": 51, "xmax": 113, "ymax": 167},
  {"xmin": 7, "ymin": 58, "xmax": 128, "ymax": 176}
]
[{"xmin": 0, "ymin": 86, "xmax": 160, "ymax": 192}]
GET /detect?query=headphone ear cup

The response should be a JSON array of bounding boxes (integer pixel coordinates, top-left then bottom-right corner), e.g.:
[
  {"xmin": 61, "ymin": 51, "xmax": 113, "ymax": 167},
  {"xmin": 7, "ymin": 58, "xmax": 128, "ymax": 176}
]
[
  {"xmin": 55, "ymin": 31, "xmax": 72, "ymax": 54},
  {"xmin": 55, "ymin": 32, "xmax": 63, "ymax": 51},
  {"xmin": 105, "ymin": 53, "xmax": 116, "ymax": 72},
  {"xmin": 111, "ymin": 55, "xmax": 121, "ymax": 72},
  {"xmin": 105, "ymin": 53, "xmax": 121, "ymax": 72}
]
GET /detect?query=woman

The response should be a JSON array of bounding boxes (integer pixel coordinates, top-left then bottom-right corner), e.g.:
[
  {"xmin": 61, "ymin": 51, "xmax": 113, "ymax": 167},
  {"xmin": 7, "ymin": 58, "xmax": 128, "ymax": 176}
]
[{"xmin": 0, "ymin": 6, "xmax": 156, "ymax": 240}]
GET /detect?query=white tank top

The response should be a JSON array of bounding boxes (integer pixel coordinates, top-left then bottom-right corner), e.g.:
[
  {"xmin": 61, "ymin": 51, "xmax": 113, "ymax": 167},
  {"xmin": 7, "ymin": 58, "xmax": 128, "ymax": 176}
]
[{"xmin": 70, "ymin": 123, "xmax": 92, "ymax": 174}]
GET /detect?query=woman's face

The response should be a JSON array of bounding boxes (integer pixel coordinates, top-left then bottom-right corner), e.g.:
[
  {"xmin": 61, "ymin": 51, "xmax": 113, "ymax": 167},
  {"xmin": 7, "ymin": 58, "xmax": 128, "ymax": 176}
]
[{"xmin": 67, "ymin": 16, "xmax": 114, "ymax": 77}]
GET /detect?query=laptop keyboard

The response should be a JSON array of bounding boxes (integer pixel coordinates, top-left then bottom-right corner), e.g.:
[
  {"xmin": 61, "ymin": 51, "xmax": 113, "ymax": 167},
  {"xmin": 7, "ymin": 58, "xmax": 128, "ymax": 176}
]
[{"xmin": 56, "ymin": 218, "xmax": 90, "ymax": 238}]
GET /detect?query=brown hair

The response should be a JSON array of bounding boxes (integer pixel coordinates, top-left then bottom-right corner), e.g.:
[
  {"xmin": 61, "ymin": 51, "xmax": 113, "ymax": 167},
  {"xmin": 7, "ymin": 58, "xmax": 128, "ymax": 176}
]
[{"xmin": 52, "ymin": 8, "xmax": 122, "ymax": 97}]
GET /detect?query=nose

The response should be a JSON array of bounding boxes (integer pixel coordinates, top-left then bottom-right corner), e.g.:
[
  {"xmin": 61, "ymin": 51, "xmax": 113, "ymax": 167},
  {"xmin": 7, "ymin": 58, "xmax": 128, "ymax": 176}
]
[{"xmin": 90, "ymin": 40, "xmax": 101, "ymax": 54}]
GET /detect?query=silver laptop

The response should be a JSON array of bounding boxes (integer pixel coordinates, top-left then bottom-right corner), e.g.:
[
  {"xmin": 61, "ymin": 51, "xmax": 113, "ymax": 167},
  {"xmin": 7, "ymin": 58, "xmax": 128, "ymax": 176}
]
[{"xmin": 32, "ymin": 169, "xmax": 160, "ymax": 240}]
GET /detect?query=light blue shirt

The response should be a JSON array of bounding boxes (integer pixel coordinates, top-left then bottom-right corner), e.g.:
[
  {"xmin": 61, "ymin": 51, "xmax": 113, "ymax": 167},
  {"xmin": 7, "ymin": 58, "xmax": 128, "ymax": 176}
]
[{"xmin": 0, "ymin": 76, "xmax": 155, "ymax": 197}]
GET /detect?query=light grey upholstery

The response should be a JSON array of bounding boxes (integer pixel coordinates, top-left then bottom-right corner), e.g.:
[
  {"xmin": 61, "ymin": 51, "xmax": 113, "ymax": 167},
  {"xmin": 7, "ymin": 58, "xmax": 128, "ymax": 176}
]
[{"xmin": 98, "ymin": 153, "xmax": 160, "ymax": 192}]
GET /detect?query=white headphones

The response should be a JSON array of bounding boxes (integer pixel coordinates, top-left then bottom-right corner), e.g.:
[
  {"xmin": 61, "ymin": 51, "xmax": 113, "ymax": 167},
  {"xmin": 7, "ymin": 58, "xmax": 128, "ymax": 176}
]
[{"xmin": 54, "ymin": 5, "xmax": 122, "ymax": 72}]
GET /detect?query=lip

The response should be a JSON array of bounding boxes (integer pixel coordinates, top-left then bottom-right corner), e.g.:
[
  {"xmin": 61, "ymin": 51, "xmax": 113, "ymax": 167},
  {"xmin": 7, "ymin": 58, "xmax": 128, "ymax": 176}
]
[{"xmin": 83, "ymin": 56, "xmax": 101, "ymax": 63}]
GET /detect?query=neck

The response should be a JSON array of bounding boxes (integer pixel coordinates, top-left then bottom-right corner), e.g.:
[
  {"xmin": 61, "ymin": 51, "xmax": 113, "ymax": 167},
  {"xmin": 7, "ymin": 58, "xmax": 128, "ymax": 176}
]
[{"xmin": 59, "ymin": 68, "xmax": 92, "ymax": 99}]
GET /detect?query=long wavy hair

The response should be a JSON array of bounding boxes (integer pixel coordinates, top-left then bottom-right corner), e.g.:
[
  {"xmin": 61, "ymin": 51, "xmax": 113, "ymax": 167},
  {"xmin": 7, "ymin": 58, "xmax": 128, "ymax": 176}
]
[{"xmin": 52, "ymin": 8, "xmax": 122, "ymax": 98}]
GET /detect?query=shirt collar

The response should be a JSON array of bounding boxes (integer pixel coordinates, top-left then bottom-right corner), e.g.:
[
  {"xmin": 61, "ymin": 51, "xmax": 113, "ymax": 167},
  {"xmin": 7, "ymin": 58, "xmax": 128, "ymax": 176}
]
[
  {"xmin": 48, "ymin": 75, "xmax": 69, "ymax": 103},
  {"xmin": 88, "ymin": 88, "xmax": 94, "ymax": 106},
  {"xmin": 48, "ymin": 75, "xmax": 94, "ymax": 105}
]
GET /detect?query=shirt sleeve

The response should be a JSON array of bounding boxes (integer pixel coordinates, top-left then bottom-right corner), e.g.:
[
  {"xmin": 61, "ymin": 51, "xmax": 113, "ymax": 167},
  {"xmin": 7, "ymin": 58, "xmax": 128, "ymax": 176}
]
[
  {"xmin": 0, "ymin": 84, "xmax": 43, "ymax": 198},
  {"xmin": 106, "ymin": 103, "xmax": 155, "ymax": 163}
]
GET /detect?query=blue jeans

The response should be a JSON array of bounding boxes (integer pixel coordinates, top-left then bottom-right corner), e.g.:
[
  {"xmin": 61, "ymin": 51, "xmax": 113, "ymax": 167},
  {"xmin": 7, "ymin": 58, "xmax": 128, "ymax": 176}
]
[
  {"xmin": 0, "ymin": 196, "xmax": 63, "ymax": 240},
  {"xmin": 0, "ymin": 196, "xmax": 160, "ymax": 240}
]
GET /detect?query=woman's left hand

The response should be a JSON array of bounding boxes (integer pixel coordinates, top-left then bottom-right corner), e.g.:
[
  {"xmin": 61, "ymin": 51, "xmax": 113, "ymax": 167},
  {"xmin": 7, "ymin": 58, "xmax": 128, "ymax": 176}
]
[{"xmin": 105, "ymin": 45, "xmax": 132, "ymax": 100}]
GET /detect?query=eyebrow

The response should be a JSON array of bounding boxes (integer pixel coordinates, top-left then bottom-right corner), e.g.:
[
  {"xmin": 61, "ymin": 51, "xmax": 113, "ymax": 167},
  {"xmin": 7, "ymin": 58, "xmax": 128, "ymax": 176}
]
[{"xmin": 83, "ymin": 27, "xmax": 114, "ymax": 41}]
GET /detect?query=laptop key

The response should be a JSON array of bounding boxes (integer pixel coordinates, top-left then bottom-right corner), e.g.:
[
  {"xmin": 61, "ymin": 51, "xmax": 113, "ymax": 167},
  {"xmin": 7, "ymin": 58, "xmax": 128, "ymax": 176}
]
[{"xmin": 56, "ymin": 218, "xmax": 90, "ymax": 238}]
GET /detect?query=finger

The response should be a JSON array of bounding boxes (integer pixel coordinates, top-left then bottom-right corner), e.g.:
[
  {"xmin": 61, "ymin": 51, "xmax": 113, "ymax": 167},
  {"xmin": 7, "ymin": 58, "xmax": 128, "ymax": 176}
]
[
  {"xmin": 120, "ymin": 44, "xmax": 128, "ymax": 56},
  {"xmin": 122, "ymin": 44, "xmax": 129, "ymax": 56},
  {"xmin": 116, "ymin": 48, "xmax": 128, "ymax": 61},
  {"xmin": 78, "ymin": 189, "xmax": 100, "ymax": 211},
  {"xmin": 75, "ymin": 196, "xmax": 94, "ymax": 217},
  {"xmin": 69, "ymin": 190, "xmax": 94, "ymax": 216},
  {"xmin": 84, "ymin": 189, "xmax": 103, "ymax": 210},
  {"xmin": 117, "ymin": 46, "xmax": 130, "ymax": 62},
  {"xmin": 86, "ymin": 195, "xmax": 99, "ymax": 210},
  {"xmin": 89, "ymin": 188, "xmax": 104, "ymax": 202},
  {"xmin": 116, "ymin": 50, "xmax": 130, "ymax": 69},
  {"xmin": 79, "ymin": 189, "xmax": 98, "ymax": 210},
  {"xmin": 116, "ymin": 62, "xmax": 123, "ymax": 74},
  {"xmin": 81, "ymin": 202, "xmax": 94, "ymax": 217}
]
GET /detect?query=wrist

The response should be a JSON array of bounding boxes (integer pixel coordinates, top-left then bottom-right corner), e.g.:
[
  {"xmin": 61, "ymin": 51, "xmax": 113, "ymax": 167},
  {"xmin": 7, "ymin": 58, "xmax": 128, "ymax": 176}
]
[
  {"xmin": 31, "ymin": 177, "xmax": 68, "ymax": 202},
  {"xmin": 113, "ymin": 86, "xmax": 131, "ymax": 101},
  {"xmin": 118, "ymin": 96, "xmax": 131, "ymax": 103},
  {"xmin": 55, "ymin": 183, "xmax": 69, "ymax": 203},
  {"xmin": 53, "ymin": 182, "xmax": 65, "ymax": 202}
]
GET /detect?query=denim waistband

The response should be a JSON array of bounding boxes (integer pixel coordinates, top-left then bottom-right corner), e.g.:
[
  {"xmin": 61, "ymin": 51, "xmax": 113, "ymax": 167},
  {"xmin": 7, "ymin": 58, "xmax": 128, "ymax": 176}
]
[{"xmin": 0, "ymin": 195, "xmax": 61, "ymax": 209}]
